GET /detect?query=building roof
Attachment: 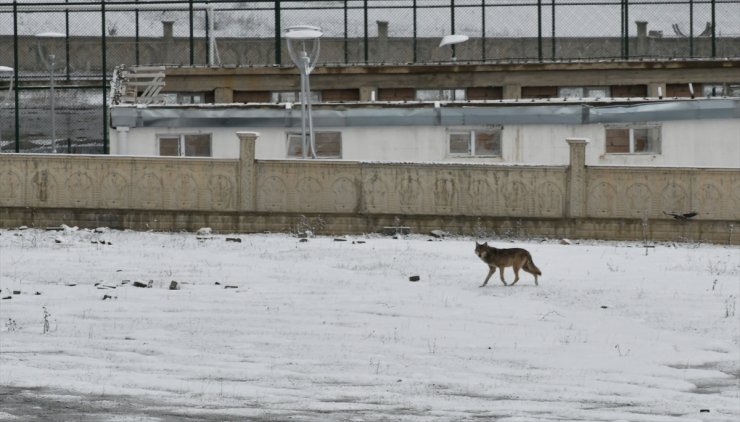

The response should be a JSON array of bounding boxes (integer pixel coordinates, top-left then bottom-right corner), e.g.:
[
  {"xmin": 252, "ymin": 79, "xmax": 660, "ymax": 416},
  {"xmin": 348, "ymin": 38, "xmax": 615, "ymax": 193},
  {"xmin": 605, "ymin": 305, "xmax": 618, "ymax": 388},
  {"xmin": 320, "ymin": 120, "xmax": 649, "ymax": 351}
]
[{"xmin": 110, "ymin": 98, "xmax": 740, "ymax": 128}]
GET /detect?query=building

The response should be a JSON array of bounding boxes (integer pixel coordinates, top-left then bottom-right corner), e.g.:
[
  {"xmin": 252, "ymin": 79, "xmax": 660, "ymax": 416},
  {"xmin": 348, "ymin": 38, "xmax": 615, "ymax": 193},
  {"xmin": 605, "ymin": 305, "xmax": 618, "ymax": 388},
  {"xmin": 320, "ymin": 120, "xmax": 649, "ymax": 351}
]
[{"xmin": 109, "ymin": 59, "xmax": 740, "ymax": 168}]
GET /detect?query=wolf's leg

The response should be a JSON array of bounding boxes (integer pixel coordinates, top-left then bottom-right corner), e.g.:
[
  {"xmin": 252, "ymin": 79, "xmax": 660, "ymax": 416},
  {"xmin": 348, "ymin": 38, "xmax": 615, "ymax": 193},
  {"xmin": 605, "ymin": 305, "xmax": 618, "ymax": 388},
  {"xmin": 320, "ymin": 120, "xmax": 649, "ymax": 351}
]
[
  {"xmin": 480, "ymin": 267, "xmax": 496, "ymax": 287},
  {"xmin": 510, "ymin": 265, "xmax": 521, "ymax": 286},
  {"xmin": 498, "ymin": 267, "xmax": 508, "ymax": 286}
]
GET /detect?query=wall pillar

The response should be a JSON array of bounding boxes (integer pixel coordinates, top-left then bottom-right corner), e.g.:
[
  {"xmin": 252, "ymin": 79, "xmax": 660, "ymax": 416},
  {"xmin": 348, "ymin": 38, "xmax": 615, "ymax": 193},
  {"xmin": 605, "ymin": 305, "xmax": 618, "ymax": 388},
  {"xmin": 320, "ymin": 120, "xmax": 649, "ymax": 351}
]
[
  {"xmin": 236, "ymin": 131, "xmax": 259, "ymax": 211},
  {"xmin": 503, "ymin": 84, "xmax": 521, "ymax": 100},
  {"xmin": 648, "ymin": 82, "xmax": 666, "ymax": 98},
  {"xmin": 359, "ymin": 86, "xmax": 377, "ymax": 101},
  {"xmin": 214, "ymin": 87, "xmax": 233, "ymax": 103},
  {"xmin": 115, "ymin": 126, "xmax": 129, "ymax": 155},
  {"xmin": 376, "ymin": 21, "xmax": 389, "ymax": 62},
  {"xmin": 635, "ymin": 21, "xmax": 648, "ymax": 57},
  {"xmin": 566, "ymin": 138, "xmax": 588, "ymax": 218},
  {"xmin": 162, "ymin": 21, "xmax": 174, "ymax": 64}
]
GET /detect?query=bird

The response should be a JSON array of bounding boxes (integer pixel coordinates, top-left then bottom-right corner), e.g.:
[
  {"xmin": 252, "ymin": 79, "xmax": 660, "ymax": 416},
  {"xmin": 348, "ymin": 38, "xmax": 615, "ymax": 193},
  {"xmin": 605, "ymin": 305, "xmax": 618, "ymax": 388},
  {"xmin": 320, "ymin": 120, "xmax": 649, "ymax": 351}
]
[{"xmin": 663, "ymin": 211, "xmax": 698, "ymax": 221}]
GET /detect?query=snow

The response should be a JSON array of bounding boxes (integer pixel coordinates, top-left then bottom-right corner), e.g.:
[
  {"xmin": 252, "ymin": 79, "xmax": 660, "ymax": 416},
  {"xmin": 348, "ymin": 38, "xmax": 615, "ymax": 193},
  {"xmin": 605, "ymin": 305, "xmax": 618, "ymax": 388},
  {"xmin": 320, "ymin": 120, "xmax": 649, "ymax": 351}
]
[{"xmin": 0, "ymin": 227, "xmax": 738, "ymax": 421}]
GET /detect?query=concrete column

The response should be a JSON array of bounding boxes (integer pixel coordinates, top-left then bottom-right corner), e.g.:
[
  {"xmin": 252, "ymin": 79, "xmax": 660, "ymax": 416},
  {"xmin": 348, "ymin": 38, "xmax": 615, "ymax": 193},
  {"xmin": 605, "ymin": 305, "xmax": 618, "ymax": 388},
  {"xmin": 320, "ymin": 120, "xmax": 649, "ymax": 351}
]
[
  {"xmin": 566, "ymin": 138, "xmax": 588, "ymax": 218},
  {"xmin": 377, "ymin": 21, "xmax": 389, "ymax": 62},
  {"xmin": 163, "ymin": 21, "xmax": 174, "ymax": 39},
  {"xmin": 162, "ymin": 21, "xmax": 174, "ymax": 64},
  {"xmin": 648, "ymin": 83, "xmax": 666, "ymax": 98},
  {"xmin": 635, "ymin": 21, "xmax": 648, "ymax": 57},
  {"xmin": 214, "ymin": 87, "xmax": 233, "ymax": 103},
  {"xmin": 503, "ymin": 84, "xmax": 521, "ymax": 100},
  {"xmin": 116, "ymin": 126, "xmax": 129, "ymax": 155},
  {"xmin": 359, "ymin": 86, "xmax": 377, "ymax": 101},
  {"xmin": 236, "ymin": 131, "xmax": 259, "ymax": 211}
]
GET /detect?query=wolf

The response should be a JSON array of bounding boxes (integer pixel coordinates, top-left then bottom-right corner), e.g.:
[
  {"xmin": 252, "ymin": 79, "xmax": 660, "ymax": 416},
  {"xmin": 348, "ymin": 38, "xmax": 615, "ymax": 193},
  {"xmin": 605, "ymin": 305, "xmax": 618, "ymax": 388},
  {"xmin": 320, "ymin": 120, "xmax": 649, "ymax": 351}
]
[{"xmin": 474, "ymin": 242, "xmax": 542, "ymax": 287}]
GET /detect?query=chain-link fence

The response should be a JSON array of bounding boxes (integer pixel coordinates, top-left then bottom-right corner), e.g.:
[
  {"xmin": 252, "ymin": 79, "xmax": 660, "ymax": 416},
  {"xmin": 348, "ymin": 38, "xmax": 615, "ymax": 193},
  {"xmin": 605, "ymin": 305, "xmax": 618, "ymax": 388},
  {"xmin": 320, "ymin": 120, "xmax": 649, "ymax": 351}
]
[{"xmin": 1, "ymin": 0, "xmax": 739, "ymax": 153}]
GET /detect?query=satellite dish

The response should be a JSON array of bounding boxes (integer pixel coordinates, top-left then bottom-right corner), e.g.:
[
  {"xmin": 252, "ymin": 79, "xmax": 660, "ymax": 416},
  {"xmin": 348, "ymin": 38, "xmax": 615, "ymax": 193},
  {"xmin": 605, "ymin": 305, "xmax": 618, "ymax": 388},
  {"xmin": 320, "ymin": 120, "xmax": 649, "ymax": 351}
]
[{"xmin": 439, "ymin": 34, "xmax": 469, "ymax": 47}]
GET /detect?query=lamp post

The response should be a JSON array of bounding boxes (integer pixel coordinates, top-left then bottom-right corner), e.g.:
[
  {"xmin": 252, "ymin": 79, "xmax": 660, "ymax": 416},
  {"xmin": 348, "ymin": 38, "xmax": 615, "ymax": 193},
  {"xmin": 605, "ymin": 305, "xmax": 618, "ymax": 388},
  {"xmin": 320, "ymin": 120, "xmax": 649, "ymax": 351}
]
[
  {"xmin": 36, "ymin": 32, "xmax": 65, "ymax": 153},
  {"xmin": 284, "ymin": 26, "xmax": 322, "ymax": 159},
  {"xmin": 0, "ymin": 66, "xmax": 13, "ymax": 150}
]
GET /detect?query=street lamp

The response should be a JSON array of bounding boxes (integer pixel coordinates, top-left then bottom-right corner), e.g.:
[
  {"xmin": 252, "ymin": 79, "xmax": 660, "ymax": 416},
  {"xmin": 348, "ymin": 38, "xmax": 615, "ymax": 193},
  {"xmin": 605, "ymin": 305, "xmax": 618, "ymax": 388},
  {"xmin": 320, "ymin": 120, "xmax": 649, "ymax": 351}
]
[
  {"xmin": 36, "ymin": 31, "xmax": 65, "ymax": 153},
  {"xmin": 0, "ymin": 66, "xmax": 13, "ymax": 150},
  {"xmin": 284, "ymin": 25, "xmax": 322, "ymax": 159}
]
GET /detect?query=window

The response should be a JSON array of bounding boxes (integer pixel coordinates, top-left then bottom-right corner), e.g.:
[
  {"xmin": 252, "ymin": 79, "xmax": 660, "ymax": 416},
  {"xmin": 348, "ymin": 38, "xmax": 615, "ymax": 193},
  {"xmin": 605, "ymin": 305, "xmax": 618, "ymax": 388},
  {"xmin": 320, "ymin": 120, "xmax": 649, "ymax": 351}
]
[
  {"xmin": 272, "ymin": 91, "xmax": 320, "ymax": 103},
  {"xmin": 177, "ymin": 93, "xmax": 204, "ymax": 104},
  {"xmin": 416, "ymin": 89, "xmax": 465, "ymax": 101},
  {"xmin": 558, "ymin": 86, "xmax": 610, "ymax": 99},
  {"xmin": 611, "ymin": 85, "xmax": 647, "ymax": 97},
  {"xmin": 377, "ymin": 88, "xmax": 415, "ymax": 101},
  {"xmin": 158, "ymin": 134, "xmax": 212, "ymax": 157},
  {"xmin": 467, "ymin": 87, "xmax": 503, "ymax": 100},
  {"xmin": 521, "ymin": 86, "xmax": 557, "ymax": 99},
  {"xmin": 287, "ymin": 131, "xmax": 342, "ymax": 159},
  {"xmin": 702, "ymin": 84, "xmax": 724, "ymax": 97},
  {"xmin": 322, "ymin": 89, "xmax": 360, "ymax": 102},
  {"xmin": 605, "ymin": 125, "xmax": 660, "ymax": 154},
  {"xmin": 234, "ymin": 90, "xmax": 271, "ymax": 103},
  {"xmin": 161, "ymin": 92, "xmax": 212, "ymax": 105},
  {"xmin": 448, "ymin": 128, "xmax": 502, "ymax": 157}
]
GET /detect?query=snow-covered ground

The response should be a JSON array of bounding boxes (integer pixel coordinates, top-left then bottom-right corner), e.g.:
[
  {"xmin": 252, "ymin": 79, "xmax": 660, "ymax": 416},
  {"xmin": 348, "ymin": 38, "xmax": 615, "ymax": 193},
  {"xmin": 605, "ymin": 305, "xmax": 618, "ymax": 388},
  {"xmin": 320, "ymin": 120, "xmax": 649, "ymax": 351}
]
[{"xmin": 0, "ymin": 227, "xmax": 738, "ymax": 421}]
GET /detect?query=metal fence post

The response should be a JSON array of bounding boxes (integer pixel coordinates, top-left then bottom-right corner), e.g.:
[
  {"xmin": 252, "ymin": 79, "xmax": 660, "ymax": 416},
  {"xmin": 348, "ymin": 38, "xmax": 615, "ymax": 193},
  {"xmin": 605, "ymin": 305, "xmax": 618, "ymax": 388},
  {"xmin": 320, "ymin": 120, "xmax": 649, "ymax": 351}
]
[
  {"xmin": 450, "ymin": 0, "xmax": 456, "ymax": 59},
  {"xmin": 689, "ymin": 0, "xmax": 694, "ymax": 57},
  {"xmin": 13, "ymin": 0, "xmax": 19, "ymax": 152},
  {"xmin": 364, "ymin": 0, "xmax": 368, "ymax": 63},
  {"xmin": 537, "ymin": 0, "xmax": 543, "ymax": 61},
  {"xmin": 65, "ymin": 0, "xmax": 70, "ymax": 81},
  {"xmin": 711, "ymin": 0, "xmax": 716, "ymax": 57},
  {"xmin": 481, "ymin": 0, "xmax": 486, "ymax": 61},
  {"xmin": 413, "ymin": 0, "xmax": 418, "ymax": 63},
  {"xmin": 624, "ymin": 0, "xmax": 629, "ymax": 59},
  {"xmin": 551, "ymin": 0, "xmax": 556, "ymax": 60},
  {"xmin": 344, "ymin": 0, "xmax": 349, "ymax": 63},
  {"xmin": 205, "ymin": 6, "xmax": 210, "ymax": 65},
  {"xmin": 102, "ymin": 0, "xmax": 108, "ymax": 154},
  {"xmin": 135, "ymin": 0, "xmax": 140, "ymax": 65},
  {"xmin": 275, "ymin": 1, "xmax": 281, "ymax": 65},
  {"xmin": 189, "ymin": 0, "xmax": 195, "ymax": 65}
]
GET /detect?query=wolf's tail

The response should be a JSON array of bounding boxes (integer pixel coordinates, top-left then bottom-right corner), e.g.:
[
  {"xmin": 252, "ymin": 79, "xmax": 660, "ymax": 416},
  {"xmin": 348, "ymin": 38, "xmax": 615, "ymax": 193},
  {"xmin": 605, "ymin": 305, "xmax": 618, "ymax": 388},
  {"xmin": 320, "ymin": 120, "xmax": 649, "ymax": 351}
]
[{"xmin": 526, "ymin": 255, "xmax": 542, "ymax": 276}]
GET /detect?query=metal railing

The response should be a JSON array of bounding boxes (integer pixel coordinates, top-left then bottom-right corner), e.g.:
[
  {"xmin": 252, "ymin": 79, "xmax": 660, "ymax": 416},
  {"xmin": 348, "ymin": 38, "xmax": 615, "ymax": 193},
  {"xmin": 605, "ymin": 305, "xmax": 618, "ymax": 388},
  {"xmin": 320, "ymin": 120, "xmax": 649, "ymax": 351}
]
[{"xmin": 0, "ymin": 0, "xmax": 738, "ymax": 153}]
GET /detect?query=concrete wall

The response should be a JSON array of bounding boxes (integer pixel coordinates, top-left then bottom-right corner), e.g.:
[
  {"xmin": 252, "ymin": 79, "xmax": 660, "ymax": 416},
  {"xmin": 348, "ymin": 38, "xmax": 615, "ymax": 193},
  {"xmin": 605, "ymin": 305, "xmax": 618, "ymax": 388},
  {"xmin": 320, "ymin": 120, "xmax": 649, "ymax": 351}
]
[
  {"xmin": 2, "ymin": 33, "xmax": 739, "ymax": 73},
  {"xmin": 1, "ymin": 133, "xmax": 738, "ymax": 243},
  {"xmin": 110, "ymin": 118, "xmax": 740, "ymax": 168}
]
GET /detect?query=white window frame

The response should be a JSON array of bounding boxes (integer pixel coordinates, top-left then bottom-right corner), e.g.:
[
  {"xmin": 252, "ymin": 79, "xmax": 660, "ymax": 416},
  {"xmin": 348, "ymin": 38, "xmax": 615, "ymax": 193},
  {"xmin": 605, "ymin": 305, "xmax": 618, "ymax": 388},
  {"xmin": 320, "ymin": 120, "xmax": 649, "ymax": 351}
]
[
  {"xmin": 558, "ymin": 86, "xmax": 611, "ymax": 99},
  {"xmin": 286, "ymin": 131, "xmax": 342, "ymax": 159},
  {"xmin": 157, "ymin": 133, "xmax": 212, "ymax": 157},
  {"xmin": 272, "ymin": 91, "xmax": 321, "ymax": 103},
  {"xmin": 604, "ymin": 124, "xmax": 661, "ymax": 155},
  {"xmin": 416, "ymin": 89, "xmax": 466, "ymax": 101},
  {"xmin": 447, "ymin": 126, "xmax": 502, "ymax": 157},
  {"xmin": 161, "ymin": 93, "xmax": 205, "ymax": 105},
  {"xmin": 702, "ymin": 84, "xmax": 724, "ymax": 97}
]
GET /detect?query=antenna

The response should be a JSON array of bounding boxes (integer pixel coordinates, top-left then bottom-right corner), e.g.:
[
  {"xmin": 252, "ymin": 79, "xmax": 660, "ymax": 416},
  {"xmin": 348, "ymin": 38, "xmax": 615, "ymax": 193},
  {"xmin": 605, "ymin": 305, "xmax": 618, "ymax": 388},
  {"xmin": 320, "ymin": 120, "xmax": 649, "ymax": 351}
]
[{"xmin": 284, "ymin": 26, "xmax": 322, "ymax": 159}]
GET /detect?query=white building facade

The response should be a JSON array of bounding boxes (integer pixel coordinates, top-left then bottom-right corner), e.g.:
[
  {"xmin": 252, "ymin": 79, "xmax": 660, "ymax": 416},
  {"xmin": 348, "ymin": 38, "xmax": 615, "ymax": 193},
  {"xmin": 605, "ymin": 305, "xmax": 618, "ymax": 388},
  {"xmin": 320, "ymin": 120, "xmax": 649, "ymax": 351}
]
[{"xmin": 109, "ymin": 99, "xmax": 740, "ymax": 168}]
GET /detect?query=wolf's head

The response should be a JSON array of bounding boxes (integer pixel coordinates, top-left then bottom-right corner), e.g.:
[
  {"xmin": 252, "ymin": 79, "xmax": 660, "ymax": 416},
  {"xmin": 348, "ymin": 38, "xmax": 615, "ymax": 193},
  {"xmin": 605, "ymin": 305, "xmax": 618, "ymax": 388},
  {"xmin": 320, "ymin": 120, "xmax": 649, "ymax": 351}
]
[{"xmin": 474, "ymin": 242, "xmax": 488, "ymax": 258}]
